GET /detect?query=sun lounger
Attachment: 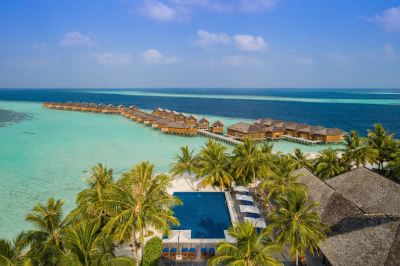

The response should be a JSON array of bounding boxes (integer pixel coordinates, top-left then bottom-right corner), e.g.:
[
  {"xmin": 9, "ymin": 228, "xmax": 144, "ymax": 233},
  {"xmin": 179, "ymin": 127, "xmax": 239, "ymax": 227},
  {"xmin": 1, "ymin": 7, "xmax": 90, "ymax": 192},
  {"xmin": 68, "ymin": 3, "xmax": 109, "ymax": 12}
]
[
  {"xmin": 201, "ymin": 247, "xmax": 208, "ymax": 258},
  {"xmin": 246, "ymin": 212, "xmax": 261, "ymax": 218},
  {"xmin": 189, "ymin": 247, "xmax": 196, "ymax": 258},
  {"xmin": 162, "ymin": 247, "xmax": 169, "ymax": 257},
  {"xmin": 182, "ymin": 247, "xmax": 189, "ymax": 258},
  {"xmin": 209, "ymin": 247, "xmax": 215, "ymax": 257},
  {"xmin": 170, "ymin": 247, "xmax": 177, "ymax": 257}
]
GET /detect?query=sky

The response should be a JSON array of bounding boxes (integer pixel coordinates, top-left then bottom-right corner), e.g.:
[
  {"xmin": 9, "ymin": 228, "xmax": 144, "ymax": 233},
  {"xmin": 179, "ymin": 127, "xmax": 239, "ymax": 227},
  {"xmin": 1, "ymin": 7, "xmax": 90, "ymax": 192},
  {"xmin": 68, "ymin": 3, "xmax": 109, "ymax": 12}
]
[{"xmin": 0, "ymin": 0, "xmax": 399, "ymax": 89}]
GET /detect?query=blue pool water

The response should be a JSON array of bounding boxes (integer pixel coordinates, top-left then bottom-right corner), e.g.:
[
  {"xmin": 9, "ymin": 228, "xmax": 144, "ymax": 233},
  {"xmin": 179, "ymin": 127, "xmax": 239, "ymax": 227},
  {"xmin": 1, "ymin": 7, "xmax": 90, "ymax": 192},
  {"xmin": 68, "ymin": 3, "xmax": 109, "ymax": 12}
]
[{"xmin": 172, "ymin": 192, "xmax": 231, "ymax": 239}]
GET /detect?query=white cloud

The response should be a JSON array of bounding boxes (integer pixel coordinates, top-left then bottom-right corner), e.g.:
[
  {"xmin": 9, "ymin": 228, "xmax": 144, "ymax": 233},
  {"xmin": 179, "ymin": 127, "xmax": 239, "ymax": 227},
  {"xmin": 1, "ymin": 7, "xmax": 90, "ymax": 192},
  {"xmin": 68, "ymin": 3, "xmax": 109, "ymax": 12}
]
[
  {"xmin": 195, "ymin": 29, "xmax": 231, "ymax": 47},
  {"xmin": 371, "ymin": 6, "xmax": 400, "ymax": 32},
  {"xmin": 172, "ymin": 0, "xmax": 232, "ymax": 12},
  {"xmin": 240, "ymin": 0, "xmax": 278, "ymax": 12},
  {"xmin": 59, "ymin": 32, "xmax": 95, "ymax": 47},
  {"xmin": 291, "ymin": 56, "xmax": 314, "ymax": 66},
  {"xmin": 222, "ymin": 55, "xmax": 262, "ymax": 66},
  {"xmin": 233, "ymin": 34, "xmax": 267, "ymax": 51},
  {"xmin": 141, "ymin": 49, "xmax": 177, "ymax": 64},
  {"xmin": 92, "ymin": 53, "xmax": 133, "ymax": 65},
  {"xmin": 32, "ymin": 42, "xmax": 48, "ymax": 50},
  {"xmin": 138, "ymin": 1, "xmax": 189, "ymax": 22}
]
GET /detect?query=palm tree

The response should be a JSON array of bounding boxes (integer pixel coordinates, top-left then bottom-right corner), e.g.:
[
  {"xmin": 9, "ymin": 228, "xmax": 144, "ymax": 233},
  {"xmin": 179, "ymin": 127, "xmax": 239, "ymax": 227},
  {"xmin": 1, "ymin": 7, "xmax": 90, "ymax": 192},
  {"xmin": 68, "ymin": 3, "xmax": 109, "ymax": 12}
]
[
  {"xmin": 61, "ymin": 222, "xmax": 134, "ymax": 266},
  {"xmin": 290, "ymin": 148, "xmax": 312, "ymax": 170},
  {"xmin": 0, "ymin": 232, "xmax": 30, "ymax": 266},
  {"xmin": 260, "ymin": 155, "xmax": 305, "ymax": 202},
  {"xmin": 367, "ymin": 124, "xmax": 396, "ymax": 171},
  {"xmin": 170, "ymin": 146, "xmax": 198, "ymax": 190},
  {"xmin": 314, "ymin": 149, "xmax": 345, "ymax": 179},
  {"xmin": 103, "ymin": 161, "xmax": 181, "ymax": 260},
  {"xmin": 343, "ymin": 131, "xmax": 377, "ymax": 168},
  {"xmin": 386, "ymin": 149, "xmax": 400, "ymax": 181},
  {"xmin": 231, "ymin": 139, "xmax": 266, "ymax": 185},
  {"xmin": 67, "ymin": 163, "xmax": 114, "ymax": 226},
  {"xmin": 197, "ymin": 139, "xmax": 233, "ymax": 189},
  {"xmin": 209, "ymin": 221, "xmax": 282, "ymax": 266},
  {"xmin": 268, "ymin": 188, "xmax": 327, "ymax": 266},
  {"xmin": 24, "ymin": 197, "xmax": 65, "ymax": 266}
]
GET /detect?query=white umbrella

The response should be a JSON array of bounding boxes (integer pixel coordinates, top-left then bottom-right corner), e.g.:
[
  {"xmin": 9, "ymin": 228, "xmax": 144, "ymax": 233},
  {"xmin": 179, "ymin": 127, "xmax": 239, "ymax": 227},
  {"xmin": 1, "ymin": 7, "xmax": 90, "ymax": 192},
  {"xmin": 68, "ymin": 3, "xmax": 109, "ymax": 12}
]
[
  {"xmin": 239, "ymin": 205, "xmax": 260, "ymax": 214},
  {"xmin": 244, "ymin": 217, "xmax": 266, "ymax": 228},
  {"xmin": 235, "ymin": 194, "xmax": 253, "ymax": 202},
  {"xmin": 232, "ymin": 185, "xmax": 250, "ymax": 193},
  {"xmin": 165, "ymin": 231, "xmax": 191, "ymax": 243}
]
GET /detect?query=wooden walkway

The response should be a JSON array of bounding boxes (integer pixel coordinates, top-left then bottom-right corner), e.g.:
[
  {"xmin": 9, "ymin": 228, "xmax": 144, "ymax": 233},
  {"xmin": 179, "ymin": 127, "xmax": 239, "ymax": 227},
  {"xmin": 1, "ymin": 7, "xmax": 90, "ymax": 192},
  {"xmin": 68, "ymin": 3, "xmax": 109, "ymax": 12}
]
[
  {"xmin": 197, "ymin": 129, "xmax": 241, "ymax": 145},
  {"xmin": 283, "ymin": 135, "xmax": 322, "ymax": 145}
]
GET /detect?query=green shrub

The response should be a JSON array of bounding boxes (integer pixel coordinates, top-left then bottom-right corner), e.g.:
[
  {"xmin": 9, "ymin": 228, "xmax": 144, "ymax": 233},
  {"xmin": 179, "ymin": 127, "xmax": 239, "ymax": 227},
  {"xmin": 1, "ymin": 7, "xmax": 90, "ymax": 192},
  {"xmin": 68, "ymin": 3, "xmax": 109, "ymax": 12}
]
[{"xmin": 141, "ymin": 236, "xmax": 162, "ymax": 266}]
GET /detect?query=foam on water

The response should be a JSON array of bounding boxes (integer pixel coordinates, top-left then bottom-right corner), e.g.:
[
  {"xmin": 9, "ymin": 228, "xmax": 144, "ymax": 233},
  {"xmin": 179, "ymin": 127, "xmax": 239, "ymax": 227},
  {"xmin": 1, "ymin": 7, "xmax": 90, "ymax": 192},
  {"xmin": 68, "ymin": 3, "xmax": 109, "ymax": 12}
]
[
  {"xmin": 0, "ymin": 101, "xmax": 341, "ymax": 239},
  {"xmin": 82, "ymin": 90, "xmax": 400, "ymax": 105}
]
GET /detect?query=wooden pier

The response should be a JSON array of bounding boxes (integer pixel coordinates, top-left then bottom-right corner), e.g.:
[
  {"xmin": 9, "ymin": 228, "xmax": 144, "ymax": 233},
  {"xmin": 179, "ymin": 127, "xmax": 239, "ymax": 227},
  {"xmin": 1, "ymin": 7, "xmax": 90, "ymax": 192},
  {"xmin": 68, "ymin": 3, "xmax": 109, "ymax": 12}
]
[
  {"xmin": 198, "ymin": 129, "xmax": 241, "ymax": 145},
  {"xmin": 283, "ymin": 135, "xmax": 322, "ymax": 145}
]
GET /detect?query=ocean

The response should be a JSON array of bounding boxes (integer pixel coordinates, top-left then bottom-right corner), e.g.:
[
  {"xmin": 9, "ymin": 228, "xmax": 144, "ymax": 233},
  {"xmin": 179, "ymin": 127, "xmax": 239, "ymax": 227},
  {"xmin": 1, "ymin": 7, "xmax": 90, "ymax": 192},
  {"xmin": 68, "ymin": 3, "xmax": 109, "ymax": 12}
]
[{"xmin": 0, "ymin": 88, "xmax": 399, "ymax": 239}]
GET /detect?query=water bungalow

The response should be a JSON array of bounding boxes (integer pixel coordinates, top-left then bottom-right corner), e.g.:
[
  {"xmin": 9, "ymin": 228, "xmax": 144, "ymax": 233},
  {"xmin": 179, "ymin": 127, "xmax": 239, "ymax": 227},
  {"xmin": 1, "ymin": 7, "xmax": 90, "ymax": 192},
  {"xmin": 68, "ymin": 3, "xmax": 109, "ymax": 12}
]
[
  {"xmin": 312, "ymin": 128, "xmax": 346, "ymax": 143},
  {"xmin": 197, "ymin": 118, "xmax": 210, "ymax": 129},
  {"xmin": 152, "ymin": 118, "xmax": 171, "ymax": 130},
  {"xmin": 227, "ymin": 122, "xmax": 266, "ymax": 140},
  {"xmin": 211, "ymin": 120, "xmax": 224, "ymax": 135},
  {"xmin": 161, "ymin": 122, "xmax": 197, "ymax": 136},
  {"xmin": 264, "ymin": 126, "xmax": 285, "ymax": 139},
  {"xmin": 185, "ymin": 115, "xmax": 198, "ymax": 127},
  {"xmin": 174, "ymin": 112, "xmax": 187, "ymax": 123},
  {"xmin": 295, "ymin": 167, "xmax": 400, "ymax": 266}
]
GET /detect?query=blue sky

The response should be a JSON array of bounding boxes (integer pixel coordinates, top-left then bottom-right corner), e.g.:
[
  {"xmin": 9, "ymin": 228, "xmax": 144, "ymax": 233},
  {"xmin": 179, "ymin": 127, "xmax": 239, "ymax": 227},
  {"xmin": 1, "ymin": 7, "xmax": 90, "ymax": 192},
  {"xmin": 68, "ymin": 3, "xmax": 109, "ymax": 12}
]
[{"xmin": 0, "ymin": 0, "xmax": 399, "ymax": 88}]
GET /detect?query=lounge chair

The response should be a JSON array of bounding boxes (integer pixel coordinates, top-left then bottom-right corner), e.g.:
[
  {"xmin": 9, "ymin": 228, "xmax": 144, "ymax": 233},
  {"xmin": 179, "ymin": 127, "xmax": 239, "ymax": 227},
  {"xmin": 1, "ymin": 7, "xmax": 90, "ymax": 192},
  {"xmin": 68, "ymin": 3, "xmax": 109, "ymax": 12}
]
[
  {"xmin": 246, "ymin": 213, "xmax": 261, "ymax": 218},
  {"xmin": 189, "ymin": 247, "xmax": 196, "ymax": 258},
  {"xmin": 182, "ymin": 247, "xmax": 189, "ymax": 258},
  {"xmin": 162, "ymin": 247, "xmax": 169, "ymax": 258},
  {"xmin": 201, "ymin": 247, "xmax": 208, "ymax": 258},
  {"xmin": 170, "ymin": 247, "xmax": 177, "ymax": 257},
  {"xmin": 209, "ymin": 247, "xmax": 215, "ymax": 257}
]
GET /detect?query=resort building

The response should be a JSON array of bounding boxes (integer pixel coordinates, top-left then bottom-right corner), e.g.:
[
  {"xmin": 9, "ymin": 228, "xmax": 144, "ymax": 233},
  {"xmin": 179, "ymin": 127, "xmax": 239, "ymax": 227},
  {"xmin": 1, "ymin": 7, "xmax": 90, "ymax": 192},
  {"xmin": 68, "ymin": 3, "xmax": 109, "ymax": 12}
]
[
  {"xmin": 161, "ymin": 122, "xmax": 197, "ymax": 136},
  {"xmin": 264, "ymin": 126, "xmax": 285, "ymax": 139},
  {"xmin": 311, "ymin": 128, "xmax": 346, "ymax": 143},
  {"xmin": 227, "ymin": 122, "xmax": 266, "ymax": 140},
  {"xmin": 197, "ymin": 118, "xmax": 210, "ymax": 129},
  {"xmin": 295, "ymin": 167, "xmax": 400, "ymax": 266},
  {"xmin": 174, "ymin": 112, "xmax": 187, "ymax": 123},
  {"xmin": 185, "ymin": 115, "xmax": 198, "ymax": 127},
  {"xmin": 210, "ymin": 120, "xmax": 224, "ymax": 135}
]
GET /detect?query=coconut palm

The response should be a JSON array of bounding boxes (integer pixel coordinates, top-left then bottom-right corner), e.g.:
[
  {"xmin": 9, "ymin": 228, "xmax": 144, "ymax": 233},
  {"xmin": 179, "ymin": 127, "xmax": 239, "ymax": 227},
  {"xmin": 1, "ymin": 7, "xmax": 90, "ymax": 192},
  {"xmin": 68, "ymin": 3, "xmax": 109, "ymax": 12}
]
[
  {"xmin": 231, "ymin": 139, "xmax": 266, "ymax": 185},
  {"xmin": 61, "ymin": 222, "xmax": 134, "ymax": 266},
  {"xmin": 314, "ymin": 149, "xmax": 345, "ymax": 179},
  {"xmin": 343, "ymin": 131, "xmax": 377, "ymax": 168},
  {"xmin": 260, "ymin": 155, "xmax": 305, "ymax": 202},
  {"xmin": 268, "ymin": 188, "xmax": 327, "ymax": 266},
  {"xmin": 24, "ymin": 197, "xmax": 65, "ymax": 266},
  {"xmin": 103, "ymin": 161, "xmax": 181, "ymax": 260},
  {"xmin": 209, "ymin": 221, "xmax": 282, "ymax": 266},
  {"xmin": 170, "ymin": 146, "xmax": 199, "ymax": 190},
  {"xmin": 197, "ymin": 139, "xmax": 233, "ymax": 189},
  {"xmin": 367, "ymin": 124, "xmax": 396, "ymax": 171},
  {"xmin": 0, "ymin": 232, "xmax": 30, "ymax": 266},
  {"xmin": 386, "ymin": 149, "xmax": 400, "ymax": 181},
  {"xmin": 67, "ymin": 163, "xmax": 114, "ymax": 226},
  {"xmin": 290, "ymin": 148, "xmax": 312, "ymax": 170}
]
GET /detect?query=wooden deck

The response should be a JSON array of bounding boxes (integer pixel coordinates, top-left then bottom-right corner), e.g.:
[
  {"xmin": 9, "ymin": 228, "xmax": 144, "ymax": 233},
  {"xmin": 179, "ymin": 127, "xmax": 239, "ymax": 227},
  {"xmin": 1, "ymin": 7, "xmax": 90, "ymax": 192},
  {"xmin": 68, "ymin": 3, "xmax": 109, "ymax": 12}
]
[{"xmin": 197, "ymin": 129, "xmax": 241, "ymax": 145}]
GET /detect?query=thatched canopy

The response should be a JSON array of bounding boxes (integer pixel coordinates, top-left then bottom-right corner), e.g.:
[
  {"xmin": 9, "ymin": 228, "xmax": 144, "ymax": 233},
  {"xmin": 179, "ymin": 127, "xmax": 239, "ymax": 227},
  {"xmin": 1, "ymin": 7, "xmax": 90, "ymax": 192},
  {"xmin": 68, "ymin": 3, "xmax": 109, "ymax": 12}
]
[
  {"xmin": 187, "ymin": 114, "xmax": 197, "ymax": 120},
  {"xmin": 255, "ymin": 118, "xmax": 274, "ymax": 126},
  {"xmin": 212, "ymin": 120, "xmax": 224, "ymax": 127},
  {"xmin": 294, "ymin": 168, "xmax": 400, "ymax": 266},
  {"xmin": 198, "ymin": 118, "xmax": 209, "ymax": 123},
  {"xmin": 165, "ymin": 122, "xmax": 190, "ymax": 129},
  {"xmin": 314, "ymin": 128, "xmax": 346, "ymax": 136},
  {"xmin": 264, "ymin": 126, "xmax": 284, "ymax": 133},
  {"xmin": 228, "ymin": 122, "xmax": 266, "ymax": 134}
]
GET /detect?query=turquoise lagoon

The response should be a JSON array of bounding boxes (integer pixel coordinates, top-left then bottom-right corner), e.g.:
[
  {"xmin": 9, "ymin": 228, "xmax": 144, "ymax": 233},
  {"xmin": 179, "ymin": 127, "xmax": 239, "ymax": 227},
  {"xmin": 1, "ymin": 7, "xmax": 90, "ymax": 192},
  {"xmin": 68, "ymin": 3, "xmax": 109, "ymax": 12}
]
[{"xmin": 0, "ymin": 101, "xmax": 341, "ymax": 239}]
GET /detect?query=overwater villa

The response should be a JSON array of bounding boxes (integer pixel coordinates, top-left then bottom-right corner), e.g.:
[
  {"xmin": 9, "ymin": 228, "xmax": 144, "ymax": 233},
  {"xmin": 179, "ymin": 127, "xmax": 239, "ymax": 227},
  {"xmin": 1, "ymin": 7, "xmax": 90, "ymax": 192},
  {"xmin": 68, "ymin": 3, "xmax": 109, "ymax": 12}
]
[
  {"xmin": 227, "ymin": 122, "xmax": 266, "ymax": 140},
  {"xmin": 185, "ymin": 115, "xmax": 198, "ymax": 127},
  {"xmin": 197, "ymin": 118, "xmax": 210, "ymax": 129},
  {"xmin": 211, "ymin": 120, "xmax": 224, "ymax": 135},
  {"xmin": 161, "ymin": 122, "xmax": 197, "ymax": 136},
  {"xmin": 295, "ymin": 167, "xmax": 400, "ymax": 266}
]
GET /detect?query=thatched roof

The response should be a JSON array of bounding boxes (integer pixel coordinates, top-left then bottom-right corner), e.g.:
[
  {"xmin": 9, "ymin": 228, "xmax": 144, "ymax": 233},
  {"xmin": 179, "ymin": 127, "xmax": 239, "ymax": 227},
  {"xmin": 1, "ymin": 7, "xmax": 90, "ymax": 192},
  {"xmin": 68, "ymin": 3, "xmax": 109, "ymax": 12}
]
[
  {"xmin": 255, "ymin": 118, "xmax": 274, "ymax": 126},
  {"xmin": 212, "ymin": 120, "xmax": 224, "ymax": 127},
  {"xmin": 294, "ymin": 168, "xmax": 400, "ymax": 266},
  {"xmin": 314, "ymin": 127, "xmax": 346, "ymax": 136},
  {"xmin": 198, "ymin": 118, "xmax": 209, "ymax": 123},
  {"xmin": 228, "ymin": 122, "xmax": 266, "ymax": 134},
  {"xmin": 283, "ymin": 121, "xmax": 299, "ymax": 130},
  {"xmin": 264, "ymin": 126, "xmax": 284, "ymax": 133},
  {"xmin": 326, "ymin": 167, "xmax": 400, "ymax": 216},
  {"xmin": 294, "ymin": 123, "xmax": 310, "ymax": 130},
  {"xmin": 165, "ymin": 122, "xmax": 190, "ymax": 129},
  {"xmin": 187, "ymin": 115, "xmax": 197, "ymax": 120}
]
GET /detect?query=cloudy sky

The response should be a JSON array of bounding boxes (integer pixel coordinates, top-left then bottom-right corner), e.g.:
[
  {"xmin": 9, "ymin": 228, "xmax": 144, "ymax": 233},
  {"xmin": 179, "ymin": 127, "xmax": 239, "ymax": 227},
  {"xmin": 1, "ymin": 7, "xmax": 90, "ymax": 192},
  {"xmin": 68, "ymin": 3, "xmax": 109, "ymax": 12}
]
[{"xmin": 0, "ymin": 0, "xmax": 399, "ymax": 88}]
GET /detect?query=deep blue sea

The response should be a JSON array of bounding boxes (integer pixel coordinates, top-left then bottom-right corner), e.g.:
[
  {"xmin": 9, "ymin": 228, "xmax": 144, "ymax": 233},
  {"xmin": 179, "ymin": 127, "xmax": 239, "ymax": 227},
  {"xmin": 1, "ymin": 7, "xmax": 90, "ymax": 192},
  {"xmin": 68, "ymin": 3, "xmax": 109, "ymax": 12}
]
[{"xmin": 1, "ymin": 88, "xmax": 399, "ymax": 136}]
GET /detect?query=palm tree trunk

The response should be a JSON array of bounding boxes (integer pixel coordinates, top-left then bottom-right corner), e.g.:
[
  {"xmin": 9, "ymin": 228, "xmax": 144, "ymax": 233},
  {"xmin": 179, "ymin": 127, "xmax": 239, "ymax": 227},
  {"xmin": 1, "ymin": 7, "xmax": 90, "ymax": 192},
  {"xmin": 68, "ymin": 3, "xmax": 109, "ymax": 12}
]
[
  {"xmin": 130, "ymin": 231, "xmax": 138, "ymax": 263},
  {"xmin": 296, "ymin": 250, "xmax": 299, "ymax": 266}
]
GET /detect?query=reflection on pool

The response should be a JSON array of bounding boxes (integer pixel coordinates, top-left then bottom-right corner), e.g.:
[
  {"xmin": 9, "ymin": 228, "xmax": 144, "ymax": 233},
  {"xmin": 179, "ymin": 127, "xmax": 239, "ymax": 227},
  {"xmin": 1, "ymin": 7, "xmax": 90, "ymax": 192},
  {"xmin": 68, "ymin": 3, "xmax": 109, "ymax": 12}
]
[{"xmin": 172, "ymin": 192, "xmax": 231, "ymax": 239}]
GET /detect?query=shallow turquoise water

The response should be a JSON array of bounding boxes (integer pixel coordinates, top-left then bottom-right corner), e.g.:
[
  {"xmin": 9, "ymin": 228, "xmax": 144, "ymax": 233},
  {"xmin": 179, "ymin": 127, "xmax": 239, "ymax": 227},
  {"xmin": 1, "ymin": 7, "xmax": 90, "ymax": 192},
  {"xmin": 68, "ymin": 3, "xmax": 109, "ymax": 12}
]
[{"xmin": 0, "ymin": 101, "xmax": 341, "ymax": 239}]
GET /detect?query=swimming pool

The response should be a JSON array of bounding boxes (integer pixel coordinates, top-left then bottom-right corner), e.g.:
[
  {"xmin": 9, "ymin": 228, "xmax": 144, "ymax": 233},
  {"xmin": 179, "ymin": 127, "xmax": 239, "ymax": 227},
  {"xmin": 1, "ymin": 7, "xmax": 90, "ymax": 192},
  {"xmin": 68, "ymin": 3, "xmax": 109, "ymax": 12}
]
[{"xmin": 172, "ymin": 192, "xmax": 232, "ymax": 239}]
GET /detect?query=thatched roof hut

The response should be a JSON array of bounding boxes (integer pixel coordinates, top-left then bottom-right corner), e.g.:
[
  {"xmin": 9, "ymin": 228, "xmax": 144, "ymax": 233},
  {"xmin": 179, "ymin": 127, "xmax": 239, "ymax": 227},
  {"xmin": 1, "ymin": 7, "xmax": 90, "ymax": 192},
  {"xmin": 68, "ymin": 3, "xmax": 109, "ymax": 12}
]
[
  {"xmin": 227, "ymin": 122, "xmax": 266, "ymax": 140},
  {"xmin": 212, "ymin": 120, "xmax": 224, "ymax": 127},
  {"xmin": 255, "ymin": 118, "xmax": 274, "ymax": 126},
  {"xmin": 295, "ymin": 167, "xmax": 400, "ymax": 266}
]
